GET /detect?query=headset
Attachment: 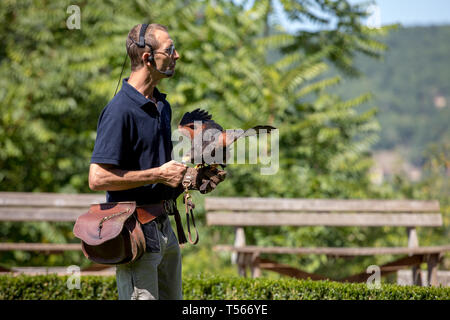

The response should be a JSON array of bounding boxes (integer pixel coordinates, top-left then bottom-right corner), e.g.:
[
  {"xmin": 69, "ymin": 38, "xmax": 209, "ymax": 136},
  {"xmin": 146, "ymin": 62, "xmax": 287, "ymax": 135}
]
[{"xmin": 114, "ymin": 23, "xmax": 174, "ymax": 96}]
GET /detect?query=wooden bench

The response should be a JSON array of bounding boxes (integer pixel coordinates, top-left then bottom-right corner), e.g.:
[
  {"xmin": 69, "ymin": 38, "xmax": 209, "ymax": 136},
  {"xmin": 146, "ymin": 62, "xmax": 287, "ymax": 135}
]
[
  {"xmin": 0, "ymin": 192, "xmax": 107, "ymax": 274},
  {"xmin": 206, "ymin": 197, "xmax": 450, "ymax": 286}
]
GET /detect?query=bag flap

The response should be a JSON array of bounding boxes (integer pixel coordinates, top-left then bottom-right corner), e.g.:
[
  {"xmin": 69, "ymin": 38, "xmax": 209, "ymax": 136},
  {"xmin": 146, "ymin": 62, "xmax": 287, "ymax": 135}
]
[{"xmin": 73, "ymin": 202, "xmax": 136, "ymax": 246}]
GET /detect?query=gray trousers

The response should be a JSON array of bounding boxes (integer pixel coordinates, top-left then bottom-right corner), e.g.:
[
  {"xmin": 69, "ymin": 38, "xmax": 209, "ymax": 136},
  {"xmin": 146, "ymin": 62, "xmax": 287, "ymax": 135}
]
[{"xmin": 116, "ymin": 216, "xmax": 182, "ymax": 300}]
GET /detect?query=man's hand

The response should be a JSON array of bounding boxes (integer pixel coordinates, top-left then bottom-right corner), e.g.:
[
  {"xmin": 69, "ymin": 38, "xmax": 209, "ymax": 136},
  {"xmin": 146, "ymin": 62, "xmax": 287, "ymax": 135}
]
[{"xmin": 157, "ymin": 160, "xmax": 188, "ymax": 188}]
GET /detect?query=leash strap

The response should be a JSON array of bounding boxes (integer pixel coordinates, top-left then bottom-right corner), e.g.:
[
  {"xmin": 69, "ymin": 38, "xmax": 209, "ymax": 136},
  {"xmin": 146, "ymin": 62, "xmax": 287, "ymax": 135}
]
[
  {"xmin": 183, "ymin": 191, "xmax": 199, "ymax": 245},
  {"xmin": 172, "ymin": 204, "xmax": 187, "ymax": 245},
  {"xmin": 162, "ymin": 199, "xmax": 187, "ymax": 245},
  {"xmin": 182, "ymin": 173, "xmax": 199, "ymax": 245}
]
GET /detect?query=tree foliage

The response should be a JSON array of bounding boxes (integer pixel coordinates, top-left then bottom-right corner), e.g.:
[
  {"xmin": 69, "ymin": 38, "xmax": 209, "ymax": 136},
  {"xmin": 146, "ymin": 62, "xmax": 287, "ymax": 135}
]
[
  {"xmin": 329, "ymin": 25, "xmax": 450, "ymax": 166},
  {"xmin": 3, "ymin": 0, "xmax": 437, "ymax": 280},
  {"xmin": 0, "ymin": 0, "xmax": 389, "ymax": 196}
]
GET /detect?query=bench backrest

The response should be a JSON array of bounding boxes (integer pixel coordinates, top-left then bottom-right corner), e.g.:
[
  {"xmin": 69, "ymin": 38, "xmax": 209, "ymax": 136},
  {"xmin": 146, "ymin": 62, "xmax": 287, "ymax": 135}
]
[
  {"xmin": 2, "ymin": 193, "xmax": 441, "ymax": 227},
  {"xmin": 205, "ymin": 197, "xmax": 443, "ymax": 227},
  {"xmin": 0, "ymin": 192, "xmax": 105, "ymax": 222}
]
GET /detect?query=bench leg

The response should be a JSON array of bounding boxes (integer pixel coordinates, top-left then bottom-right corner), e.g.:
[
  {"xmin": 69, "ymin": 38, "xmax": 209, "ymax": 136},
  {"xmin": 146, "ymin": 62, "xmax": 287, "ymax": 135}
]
[
  {"xmin": 232, "ymin": 227, "xmax": 246, "ymax": 265},
  {"xmin": 250, "ymin": 252, "xmax": 261, "ymax": 278},
  {"xmin": 411, "ymin": 266, "xmax": 422, "ymax": 286},
  {"xmin": 236, "ymin": 252, "xmax": 259, "ymax": 278},
  {"xmin": 236, "ymin": 252, "xmax": 247, "ymax": 277},
  {"xmin": 426, "ymin": 253, "xmax": 441, "ymax": 287}
]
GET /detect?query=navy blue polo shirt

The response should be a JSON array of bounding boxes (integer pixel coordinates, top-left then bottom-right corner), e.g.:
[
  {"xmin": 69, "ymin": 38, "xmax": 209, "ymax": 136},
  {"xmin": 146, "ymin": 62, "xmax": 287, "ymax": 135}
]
[{"xmin": 91, "ymin": 78, "xmax": 179, "ymax": 205}]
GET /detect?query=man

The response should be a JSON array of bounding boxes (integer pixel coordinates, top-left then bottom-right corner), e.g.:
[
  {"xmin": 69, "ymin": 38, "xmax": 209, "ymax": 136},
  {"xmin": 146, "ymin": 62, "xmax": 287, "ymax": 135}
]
[{"xmin": 88, "ymin": 23, "xmax": 221, "ymax": 300}]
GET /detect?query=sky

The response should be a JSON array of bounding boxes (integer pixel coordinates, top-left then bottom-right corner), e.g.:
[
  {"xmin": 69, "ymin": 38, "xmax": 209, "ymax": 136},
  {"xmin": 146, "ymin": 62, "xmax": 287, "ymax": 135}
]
[
  {"xmin": 351, "ymin": 0, "xmax": 450, "ymax": 26},
  {"xmin": 271, "ymin": 0, "xmax": 450, "ymax": 32}
]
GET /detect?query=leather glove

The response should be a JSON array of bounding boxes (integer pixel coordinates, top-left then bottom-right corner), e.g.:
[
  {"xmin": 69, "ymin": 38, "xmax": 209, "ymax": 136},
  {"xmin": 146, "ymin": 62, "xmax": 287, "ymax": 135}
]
[{"xmin": 183, "ymin": 166, "xmax": 227, "ymax": 194}]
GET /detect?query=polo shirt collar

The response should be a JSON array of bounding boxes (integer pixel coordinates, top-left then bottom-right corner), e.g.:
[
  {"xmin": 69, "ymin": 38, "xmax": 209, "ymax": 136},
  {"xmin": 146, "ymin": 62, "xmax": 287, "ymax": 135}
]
[{"xmin": 121, "ymin": 77, "xmax": 167, "ymax": 110}]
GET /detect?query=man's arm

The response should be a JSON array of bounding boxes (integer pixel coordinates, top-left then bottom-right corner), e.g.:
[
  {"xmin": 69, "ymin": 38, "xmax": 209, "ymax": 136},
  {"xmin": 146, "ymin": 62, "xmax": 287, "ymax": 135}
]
[{"xmin": 89, "ymin": 160, "xmax": 187, "ymax": 191}]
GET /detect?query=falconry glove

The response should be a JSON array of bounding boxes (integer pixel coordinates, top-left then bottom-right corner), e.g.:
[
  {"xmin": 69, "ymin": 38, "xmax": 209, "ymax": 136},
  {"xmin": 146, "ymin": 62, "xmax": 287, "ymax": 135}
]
[{"xmin": 183, "ymin": 166, "xmax": 227, "ymax": 194}]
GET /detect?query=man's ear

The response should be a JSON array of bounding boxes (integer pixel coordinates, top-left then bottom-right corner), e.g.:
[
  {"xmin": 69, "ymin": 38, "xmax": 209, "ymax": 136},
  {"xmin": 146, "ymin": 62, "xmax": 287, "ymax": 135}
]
[{"xmin": 142, "ymin": 52, "xmax": 151, "ymax": 66}]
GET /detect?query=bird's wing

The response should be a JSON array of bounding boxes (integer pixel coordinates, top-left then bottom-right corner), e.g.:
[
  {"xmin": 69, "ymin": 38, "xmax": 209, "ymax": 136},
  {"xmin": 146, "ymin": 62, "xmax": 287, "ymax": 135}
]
[
  {"xmin": 179, "ymin": 108, "xmax": 212, "ymax": 126},
  {"xmin": 178, "ymin": 108, "xmax": 224, "ymax": 140},
  {"xmin": 219, "ymin": 125, "xmax": 276, "ymax": 147}
]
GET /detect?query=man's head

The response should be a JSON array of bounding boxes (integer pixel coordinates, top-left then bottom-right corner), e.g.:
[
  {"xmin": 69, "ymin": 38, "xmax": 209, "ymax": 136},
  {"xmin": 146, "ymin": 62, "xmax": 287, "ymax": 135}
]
[{"xmin": 126, "ymin": 23, "xmax": 179, "ymax": 77}]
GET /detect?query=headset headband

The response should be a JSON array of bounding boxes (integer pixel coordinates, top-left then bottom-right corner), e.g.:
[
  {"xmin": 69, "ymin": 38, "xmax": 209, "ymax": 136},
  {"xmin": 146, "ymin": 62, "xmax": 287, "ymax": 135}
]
[{"xmin": 137, "ymin": 23, "xmax": 149, "ymax": 48}]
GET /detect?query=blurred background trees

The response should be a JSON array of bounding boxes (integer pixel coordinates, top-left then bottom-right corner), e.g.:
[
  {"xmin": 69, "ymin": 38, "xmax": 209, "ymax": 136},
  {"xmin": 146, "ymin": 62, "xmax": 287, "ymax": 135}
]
[{"xmin": 0, "ymin": 0, "xmax": 448, "ymax": 280}]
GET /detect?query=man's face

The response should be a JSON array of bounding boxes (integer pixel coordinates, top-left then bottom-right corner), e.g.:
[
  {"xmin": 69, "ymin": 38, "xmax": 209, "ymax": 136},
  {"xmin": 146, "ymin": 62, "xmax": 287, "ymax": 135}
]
[{"xmin": 152, "ymin": 29, "xmax": 180, "ymax": 77}]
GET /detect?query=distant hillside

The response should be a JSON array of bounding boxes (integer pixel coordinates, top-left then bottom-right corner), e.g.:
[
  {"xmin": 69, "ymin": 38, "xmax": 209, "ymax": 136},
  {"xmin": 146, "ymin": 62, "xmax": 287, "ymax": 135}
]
[{"xmin": 330, "ymin": 25, "xmax": 450, "ymax": 166}]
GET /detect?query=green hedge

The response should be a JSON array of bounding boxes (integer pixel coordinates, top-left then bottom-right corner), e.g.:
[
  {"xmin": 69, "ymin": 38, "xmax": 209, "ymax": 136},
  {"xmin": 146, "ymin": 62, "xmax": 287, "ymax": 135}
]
[{"xmin": 0, "ymin": 274, "xmax": 448, "ymax": 300}]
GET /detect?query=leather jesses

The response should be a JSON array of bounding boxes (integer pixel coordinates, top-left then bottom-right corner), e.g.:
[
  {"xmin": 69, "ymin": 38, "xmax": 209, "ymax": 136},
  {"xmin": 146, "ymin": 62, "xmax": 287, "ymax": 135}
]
[{"xmin": 73, "ymin": 201, "xmax": 169, "ymax": 265}]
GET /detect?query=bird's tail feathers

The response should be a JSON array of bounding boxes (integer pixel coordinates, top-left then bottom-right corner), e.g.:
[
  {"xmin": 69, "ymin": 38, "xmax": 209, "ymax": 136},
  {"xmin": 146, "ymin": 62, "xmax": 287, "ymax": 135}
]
[{"xmin": 242, "ymin": 125, "xmax": 276, "ymax": 137}]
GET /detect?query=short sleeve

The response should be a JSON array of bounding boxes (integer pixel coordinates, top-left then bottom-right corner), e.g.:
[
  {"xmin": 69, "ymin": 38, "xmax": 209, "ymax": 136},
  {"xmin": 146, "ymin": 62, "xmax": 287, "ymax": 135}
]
[{"xmin": 91, "ymin": 112, "xmax": 129, "ymax": 166}]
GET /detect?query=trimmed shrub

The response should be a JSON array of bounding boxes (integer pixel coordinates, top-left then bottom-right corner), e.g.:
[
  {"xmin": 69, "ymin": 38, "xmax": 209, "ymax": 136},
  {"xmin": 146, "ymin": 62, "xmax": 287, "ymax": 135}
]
[{"xmin": 0, "ymin": 274, "xmax": 448, "ymax": 300}]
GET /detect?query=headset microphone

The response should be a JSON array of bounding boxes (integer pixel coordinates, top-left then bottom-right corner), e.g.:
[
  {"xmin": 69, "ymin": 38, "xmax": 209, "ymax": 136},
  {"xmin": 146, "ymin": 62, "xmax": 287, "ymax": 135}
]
[
  {"xmin": 158, "ymin": 69, "xmax": 175, "ymax": 77},
  {"xmin": 149, "ymin": 55, "xmax": 174, "ymax": 77}
]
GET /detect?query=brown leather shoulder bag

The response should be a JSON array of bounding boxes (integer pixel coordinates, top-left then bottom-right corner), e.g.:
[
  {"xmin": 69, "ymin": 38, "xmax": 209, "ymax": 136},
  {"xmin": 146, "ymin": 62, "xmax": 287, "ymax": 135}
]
[{"xmin": 73, "ymin": 202, "xmax": 146, "ymax": 265}]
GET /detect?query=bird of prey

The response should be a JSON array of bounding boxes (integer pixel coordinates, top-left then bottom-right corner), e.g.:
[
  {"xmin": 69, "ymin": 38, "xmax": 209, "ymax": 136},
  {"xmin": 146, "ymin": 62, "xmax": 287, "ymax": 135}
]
[{"xmin": 178, "ymin": 108, "xmax": 276, "ymax": 167}]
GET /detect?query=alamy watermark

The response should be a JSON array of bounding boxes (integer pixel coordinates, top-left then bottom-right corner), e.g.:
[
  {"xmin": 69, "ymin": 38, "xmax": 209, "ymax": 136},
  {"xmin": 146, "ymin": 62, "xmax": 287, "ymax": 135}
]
[
  {"xmin": 66, "ymin": 265, "xmax": 81, "ymax": 290},
  {"xmin": 366, "ymin": 265, "xmax": 381, "ymax": 290},
  {"xmin": 66, "ymin": 5, "xmax": 81, "ymax": 30}
]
